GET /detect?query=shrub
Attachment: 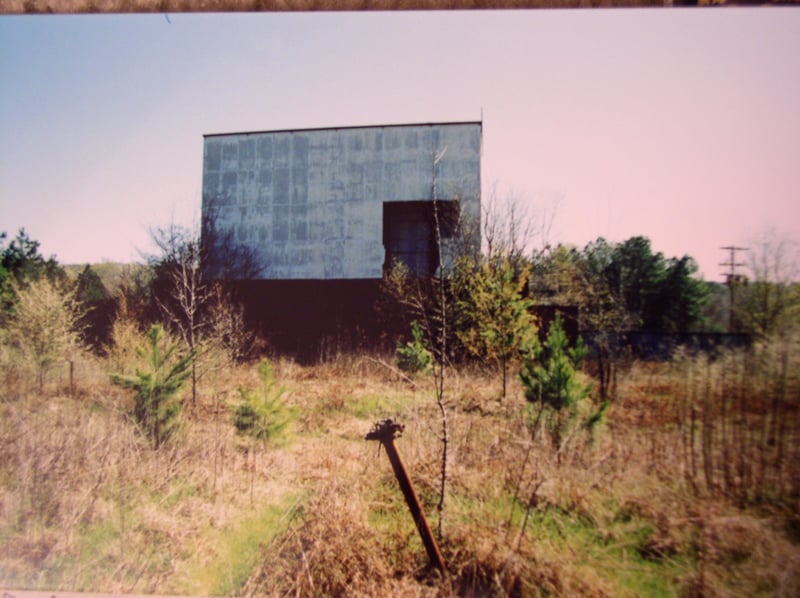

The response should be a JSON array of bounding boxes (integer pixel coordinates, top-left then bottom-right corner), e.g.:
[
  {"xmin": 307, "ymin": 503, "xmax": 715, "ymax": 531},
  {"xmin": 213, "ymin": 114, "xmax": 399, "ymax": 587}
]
[
  {"xmin": 395, "ymin": 320, "xmax": 432, "ymax": 374},
  {"xmin": 111, "ymin": 324, "xmax": 194, "ymax": 449},
  {"xmin": 232, "ymin": 358, "xmax": 294, "ymax": 445},
  {"xmin": 454, "ymin": 256, "xmax": 538, "ymax": 398},
  {"xmin": 519, "ymin": 314, "xmax": 599, "ymax": 450},
  {"xmin": 6, "ymin": 277, "xmax": 85, "ymax": 390}
]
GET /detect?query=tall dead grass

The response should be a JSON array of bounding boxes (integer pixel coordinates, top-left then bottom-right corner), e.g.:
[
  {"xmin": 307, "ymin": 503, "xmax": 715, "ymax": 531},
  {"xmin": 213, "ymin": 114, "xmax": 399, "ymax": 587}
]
[
  {"xmin": 619, "ymin": 335, "xmax": 800, "ymax": 510},
  {"xmin": 0, "ymin": 340, "xmax": 291, "ymax": 593},
  {"xmin": 610, "ymin": 340, "xmax": 800, "ymax": 596},
  {"xmin": 2, "ymin": 335, "xmax": 800, "ymax": 595},
  {"xmin": 1, "ymin": 383, "xmax": 133, "ymax": 588}
]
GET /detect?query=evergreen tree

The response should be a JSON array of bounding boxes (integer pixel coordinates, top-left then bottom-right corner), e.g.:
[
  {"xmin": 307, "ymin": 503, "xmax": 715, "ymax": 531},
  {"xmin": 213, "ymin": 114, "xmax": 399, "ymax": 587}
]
[
  {"xmin": 111, "ymin": 325, "xmax": 194, "ymax": 449},
  {"xmin": 232, "ymin": 358, "xmax": 294, "ymax": 445},
  {"xmin": 455, "ymin": 256, "xmax": 538, "ymax": 398},
  {"xmin": 537, "ymin": 236, "xmax": 709, "ymax": 334},
  {"xmin": 0, "ymin": 229, "xmax": 65, "ymax": 321},
  {"xmin": 75, "ymin": 264, "xmax": 108, "ymax": 304},
  {"xmin": 0, "ymin": 229, "xmax": 64, "ymax": 286},
  {"xmin": 396, "ymin": 320, "xmax": 433, "ymax": 374},
  {"xmin": 519, "ymin": 314, "xmax": 595, "ymax": 450},
  {"xmin": 655, "ymin": 256, "xmax": 708, "ymax": 332},
  {"xmin": 232, "ymin": 358, "xmax": 295, "ymax": 504},
  {"xmin": 75, "ymin": 264, "xmax": 115, "ymax": 352}
]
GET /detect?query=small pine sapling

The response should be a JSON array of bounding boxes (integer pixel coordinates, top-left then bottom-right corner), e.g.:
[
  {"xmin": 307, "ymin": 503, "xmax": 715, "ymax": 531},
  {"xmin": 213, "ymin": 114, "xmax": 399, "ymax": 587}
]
[
  {"xmin": 396, "ymin": 320, "xmax": 433, "ymax": 374},
  {"xmin": 519, "ymin": 314, "xmax": 599, "ymax": 452},
  {"xmin": 232, "ymin": 358, "xmax": 294, "ymax": 445},
  {"xmin": 111, "ymin": 324, "xmax": 194, "ymax": 449},
  {"xmin": 232, "ymin": 358, "xmax": 295, "ymax": 505}
]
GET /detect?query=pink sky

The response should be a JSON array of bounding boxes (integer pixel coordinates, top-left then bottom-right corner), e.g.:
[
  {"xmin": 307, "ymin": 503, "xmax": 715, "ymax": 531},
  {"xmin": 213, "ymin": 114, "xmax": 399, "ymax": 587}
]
[{"xmin": 1, "ymin": 9, "xmax": 798, "ymax": 281}]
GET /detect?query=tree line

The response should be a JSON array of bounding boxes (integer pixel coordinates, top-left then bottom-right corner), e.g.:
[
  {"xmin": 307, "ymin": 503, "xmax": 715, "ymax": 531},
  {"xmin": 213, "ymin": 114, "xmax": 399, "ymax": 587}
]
[{"xmin": 1, "ymin": 217, "xmax": 797, "ymax": 443}]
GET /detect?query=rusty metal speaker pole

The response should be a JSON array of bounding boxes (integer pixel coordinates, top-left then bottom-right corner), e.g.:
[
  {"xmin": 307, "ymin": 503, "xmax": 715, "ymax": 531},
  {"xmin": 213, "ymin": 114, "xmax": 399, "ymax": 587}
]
[{"xmin": 366, "ymin": 419, "xmax": 446, "ymax": 573}]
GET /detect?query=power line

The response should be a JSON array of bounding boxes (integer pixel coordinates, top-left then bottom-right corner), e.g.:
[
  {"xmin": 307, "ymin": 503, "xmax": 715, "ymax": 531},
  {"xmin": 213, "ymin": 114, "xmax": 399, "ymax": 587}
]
[
  {"xmin": 719, "ymin": 245, "xmax": 749, "ymax": 283},
  {"xmin": 719, "ymin": 245, "xmax": 749, "ymax": 333}
]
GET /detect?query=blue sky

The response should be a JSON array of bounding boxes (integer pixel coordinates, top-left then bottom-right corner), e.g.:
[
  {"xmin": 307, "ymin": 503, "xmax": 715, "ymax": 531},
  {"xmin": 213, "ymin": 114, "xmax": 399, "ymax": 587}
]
[{"xmin": 1, "ymin": 9, "xmax": 799, "ymax": 280}]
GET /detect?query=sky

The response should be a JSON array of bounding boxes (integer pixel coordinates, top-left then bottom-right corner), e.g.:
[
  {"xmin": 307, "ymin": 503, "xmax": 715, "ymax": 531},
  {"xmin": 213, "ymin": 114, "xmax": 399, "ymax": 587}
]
[{"xmin": 1, "ymin": 8, "xmax": 799, "ymax": 282}]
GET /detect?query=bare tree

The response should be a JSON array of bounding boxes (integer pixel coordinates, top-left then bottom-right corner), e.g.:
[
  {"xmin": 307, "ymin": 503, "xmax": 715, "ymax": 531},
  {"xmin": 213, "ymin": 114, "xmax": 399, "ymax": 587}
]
[
  {"xmin": 200, "ymin": 201, "xmax": 264, "ymax": 283},
  {"xmin": 430, "ymin": 148, "xmax": 450, "ymax": 540},
  {"xmin": 738, "ymin": 230, "xmax": 800, "ymax": 338},
  {"xmin": 7, "ymin": 277, "xmax": 86, "ymax": 391},
  {"xmin": 482, "ymin": 184, "xmax": 558, "ymax": 270},
  {"xmin": 146, "ymin": 211, "xmax": 263, "ymax": 409},
  {"xmin": 206, "ymin": 280, "xmax": 259, "ymax": 364},
  {"xmin": 149, "ymin": 223, "xmax": 209, "ymax": 409}
]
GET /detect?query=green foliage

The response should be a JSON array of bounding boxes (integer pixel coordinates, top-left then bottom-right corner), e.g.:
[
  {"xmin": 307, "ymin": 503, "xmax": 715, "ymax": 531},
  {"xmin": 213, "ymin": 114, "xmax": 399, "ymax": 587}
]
[
  {"xmin": 454, "ymin": 256, "xmax": 539, "ymax": 397},
  {"xmin": 532, "ymin": 237, "xmax": 709, "ymax": 401},
  {"xmin": 75, "ymin": 264, "xmax": 109, "ymax": 304},
  {"xmin": 603, "ymin": 236, "xmax": 665, "ymax": 329},
  {"xmin": 345, "ymin": 392, "xmax": 413, "ymax": 421},
  {"xmin": 111, "ymin": 325, "xmax": 194, "ymax": 449},
  {"xmin": 0, "ymin": 264, "xmax": 8, "ymax": 319},
  {"xmin": 0, "ymin": 229, "xmax": 65, "ymax": 285},
  {"xmin": 395, "ymin": 320, "xmax": 432, "ymax": 373},
  {"xmin": 699, "ymin": 281, "xmax": 731, "ymax": 333},
  {"xmin": 520, "ymin": 314, "xmax": 590, "ymax": 411},
  {"xmin": 521, "ymin": 504, "xmax": 691, "ymax": 597},
  {"xmin": 655, "ymin": 255, "xmax": 709, "ymax": 332},
  {"xmin": 533, "ymin": 236, "xmax": 708, "ymax": 334},
  {"xmin": 0, "ymin": 229, "xmax": 66, "ymax": 321},
  {"xmin": 519, "ymin": 314, "xmax": 598, "ymax": 448},
  {"xmin": 188, "ymin": 500, "xmax": 299, "ymax": 596},
  {"xmin": 232, "ymin": 359, "xmax": 294, "ymax": 445},
  {"xmin": 738, "ymin": 280, "xmax": 800, "ymax": 337}
]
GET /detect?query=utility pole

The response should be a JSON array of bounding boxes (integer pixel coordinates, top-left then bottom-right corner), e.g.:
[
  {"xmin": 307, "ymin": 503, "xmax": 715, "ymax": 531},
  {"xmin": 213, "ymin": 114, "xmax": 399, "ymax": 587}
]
[{"xmin": 720, "ymin": 246, "xmax": 749, "ymax": 333}]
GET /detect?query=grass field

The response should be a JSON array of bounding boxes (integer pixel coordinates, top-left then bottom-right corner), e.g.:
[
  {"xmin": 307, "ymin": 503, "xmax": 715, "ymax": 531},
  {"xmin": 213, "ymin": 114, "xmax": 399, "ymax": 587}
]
[{"xmin": 1, "ymin": 341, "xmax": 799, "ymax": 596}]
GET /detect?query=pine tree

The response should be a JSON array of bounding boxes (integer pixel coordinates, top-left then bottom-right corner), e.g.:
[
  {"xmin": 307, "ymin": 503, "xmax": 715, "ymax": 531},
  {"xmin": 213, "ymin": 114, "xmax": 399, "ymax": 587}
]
[
  {"xmin": 111, "ymin": 325, "xmax": 194, "ymax": 449},
  {"xmin": 232, "ymin": 358, "xmax": 294, "ymax": 445},
  {"xmin": 455, "ymin": 257, "xmax": 538, "ymax": 398},
  {"xmin": 519, "ymin": 314, "xmax": 594, "ymax": 450},
  {"xmin": 232, "ymin": 358, "xmax": 295, "ymax": 505},
  {"xmin": 396, "ymin": 320, "xmax": 433, "ymax": 374}
]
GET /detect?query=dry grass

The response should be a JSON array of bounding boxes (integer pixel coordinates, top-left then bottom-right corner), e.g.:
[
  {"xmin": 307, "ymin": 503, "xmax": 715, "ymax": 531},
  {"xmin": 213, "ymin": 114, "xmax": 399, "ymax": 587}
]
[{"xmin": 2, "ymin": 345, "xmax": 799, "ymax": 596}]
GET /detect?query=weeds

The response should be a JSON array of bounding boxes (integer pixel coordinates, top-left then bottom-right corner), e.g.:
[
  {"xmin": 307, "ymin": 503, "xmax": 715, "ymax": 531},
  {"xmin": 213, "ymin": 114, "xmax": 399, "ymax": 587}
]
[
  {"xmin": 2, "ymin": 338, "xmax": 800, "ymax": 596},
  {"xmin": 672, "ymin": 335, "xmax": 800, "ymax": 508}
]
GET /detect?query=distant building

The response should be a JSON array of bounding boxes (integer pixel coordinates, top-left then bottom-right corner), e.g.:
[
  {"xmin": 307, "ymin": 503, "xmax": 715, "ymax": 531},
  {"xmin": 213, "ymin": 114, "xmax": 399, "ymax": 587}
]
[{"xmin": 201, "ymin": 122, "xmax": 482, "ymax": 358}]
